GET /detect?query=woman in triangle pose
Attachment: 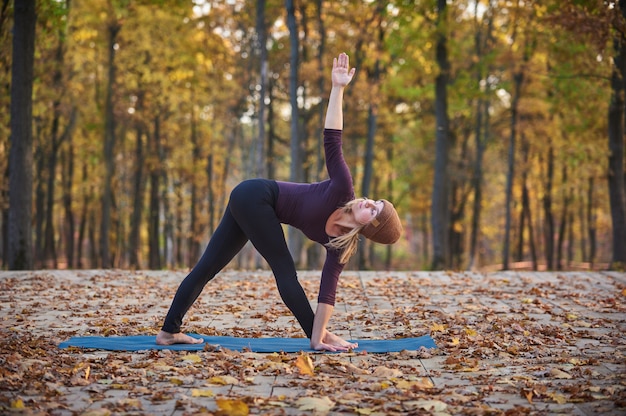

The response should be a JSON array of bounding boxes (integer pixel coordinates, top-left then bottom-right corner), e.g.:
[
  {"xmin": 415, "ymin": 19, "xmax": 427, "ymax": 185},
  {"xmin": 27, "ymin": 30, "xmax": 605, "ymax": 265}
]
[{"xmin": 157, "ymin": 53, "xmax": 402, "ymax": 352}]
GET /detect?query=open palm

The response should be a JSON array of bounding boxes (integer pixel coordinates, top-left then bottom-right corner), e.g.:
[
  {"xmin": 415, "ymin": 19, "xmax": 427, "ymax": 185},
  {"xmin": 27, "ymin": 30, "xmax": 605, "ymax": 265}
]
[{"xmin": 332, "ymin": 53, "xmax": 356, "ymax": 87}]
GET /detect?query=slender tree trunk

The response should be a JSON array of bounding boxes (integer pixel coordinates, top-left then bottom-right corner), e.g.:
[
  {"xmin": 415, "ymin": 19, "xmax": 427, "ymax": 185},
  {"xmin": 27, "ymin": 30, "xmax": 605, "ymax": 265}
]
[
  {"xmin": 174, "ymin": 180, "xmax": 184, "ymax": 267},
  {"xmin": 520, "ymin": 179, "xmax": 537, "ymax": 269},
  {"xmin": 1, "ymin": 165, "xmax": 8, "ymax": 267},
  {"xmin": 62, "ymin": 137, "xmax": 75, "ymax": 268},
  {"xmin": 8, "ymin": 0, "xmax": 36, "ymax": 269},
  {"xmin": 77, "ymin": 163, "xmax": 90, "ymax": 268},
  {"xmin": 502, "ymin": 68, "xmax": 523, "ymax": 270},
  {"xmin": 266, "ymin": 79, "xmax": 277, "ymax": 179},
  {"xmin": 188, "ymin": 105, "xmax": 200, "ymax": 265},
  {"xmin": 315, "ymin": 0, "xmax": 325, "ymax": 181},
  {"xmin": 543, "ymin": 145, "xmax": 555, "ymax": 269},
  {"xmin": 359, "ymin": 71, "xmax": 379, "ymax": 270},
  {"xmin": 556, "ymin": 165, "xmax": 570, "ymax": 270},
  {"xmin": 162, "ymin": 156, "xmax": 172, "ymax": 269},
  {"xmin": 286, "ymin": 0, "xmax": 301, "ymax": 184},
  {"xmin": 129, "ymin": 102, "xmax": 145, "ymax": 269},
  {"xmin": 579, "ymin": 186, "xmax": 588, "ymax": 262},
  {"xmin": 43, "ymin": 119, "xmax": 60, "ymax": 268},
  {"xmin": 431, "ymin": 0, "xmax": 451, "ymax": 270},
  {"xmin": 88, "ymin": 210, "xmax": 97, "ymax": 268},
  {"xmin": 34, "ymin": 145, "xmax": 45, "ymax": 267},
  {"xmin": 587, "ymin": 177, "xmax": 597, "ymax": 266},
  {"xmin": 286, "ymin": 0, "xmax": 304, "ymax": 266},
  {"xmin": 100, "ymin": 20, "xmax": 120, "ymax": 269},
  {"xmin": 608, "ymin": 1, "xmax": 626, "ymax": 267},
  {"xmin": 255, "ymin": 0, "xmax": 267, "ymax": 177},
  {"xmin": 149, "ymin": 116, "xmax": 162, "ymax": 269}
]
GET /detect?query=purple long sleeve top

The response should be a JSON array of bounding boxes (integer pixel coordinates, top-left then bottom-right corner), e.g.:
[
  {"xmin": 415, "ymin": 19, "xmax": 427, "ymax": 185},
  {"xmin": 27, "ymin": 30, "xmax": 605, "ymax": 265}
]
[{"xmin": 274, "ymin": 129, "xmax": 355, "ymax": 306}]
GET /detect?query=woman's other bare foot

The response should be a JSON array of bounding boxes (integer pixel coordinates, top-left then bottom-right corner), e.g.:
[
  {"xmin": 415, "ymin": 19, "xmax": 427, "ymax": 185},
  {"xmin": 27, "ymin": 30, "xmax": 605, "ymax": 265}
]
[{"xmin": 156, "ymin": 330, "xmax": 203, "ymax": 345}]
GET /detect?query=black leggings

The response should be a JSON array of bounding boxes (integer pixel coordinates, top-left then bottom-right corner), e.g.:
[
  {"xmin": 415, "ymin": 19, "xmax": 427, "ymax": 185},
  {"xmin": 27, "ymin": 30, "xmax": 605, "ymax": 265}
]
[{"xmin": 161, "ymin": 179, "xmax": 315, "ymax": 338}]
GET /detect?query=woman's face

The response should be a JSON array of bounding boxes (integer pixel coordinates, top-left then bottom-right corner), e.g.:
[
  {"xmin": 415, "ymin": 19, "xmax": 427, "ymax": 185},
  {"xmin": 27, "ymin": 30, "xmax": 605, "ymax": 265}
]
[{"xmin": 353, "ymin": 198, "xmax": 384, "ymax": 225}]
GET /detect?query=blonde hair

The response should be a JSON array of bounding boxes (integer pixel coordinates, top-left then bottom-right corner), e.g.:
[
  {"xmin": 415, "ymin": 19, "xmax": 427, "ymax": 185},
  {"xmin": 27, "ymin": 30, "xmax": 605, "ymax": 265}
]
[{"xmin": 325, "ymin": 199, "xmax": 365, "ymax": 264}]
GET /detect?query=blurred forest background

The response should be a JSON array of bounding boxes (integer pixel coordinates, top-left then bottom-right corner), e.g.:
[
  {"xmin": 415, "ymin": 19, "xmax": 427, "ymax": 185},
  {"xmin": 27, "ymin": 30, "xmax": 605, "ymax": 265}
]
[{"xmin": 2, "ymin": 0, "xmax": 626, "ymax": 272}]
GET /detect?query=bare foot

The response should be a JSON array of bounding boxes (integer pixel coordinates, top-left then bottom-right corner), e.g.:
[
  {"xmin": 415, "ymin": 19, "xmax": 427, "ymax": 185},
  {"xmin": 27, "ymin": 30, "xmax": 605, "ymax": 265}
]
[{"xmin": 156, "ymin": 330, "xmax": 203, "ymax": 345}]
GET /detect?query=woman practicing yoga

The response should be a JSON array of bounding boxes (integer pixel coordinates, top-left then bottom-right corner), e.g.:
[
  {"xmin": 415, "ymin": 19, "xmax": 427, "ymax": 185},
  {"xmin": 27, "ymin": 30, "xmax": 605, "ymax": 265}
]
[{"xmin": 156, "ymin": 53, "xmax": 402, "ymax": 352}]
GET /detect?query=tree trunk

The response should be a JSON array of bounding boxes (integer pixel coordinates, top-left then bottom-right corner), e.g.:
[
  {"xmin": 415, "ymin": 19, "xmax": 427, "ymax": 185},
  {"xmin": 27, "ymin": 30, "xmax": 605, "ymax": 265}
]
[
  {"xmin": 34, "ymin": 145, "xmax": 45, "ymax": 267},
  {"xmin": 608, "ymin": 1, "xmax": 626, "ymax": 267},
  {"xmin": 129, "ymin": 102, "xmax": 145, "ymax": 269},
  {"xmin": 542, "ymin": 145, "xmax": 555, "ymax": 270},
  {"xmin": 77, "ymin": 162, "xmax": 90, "ymax": 268},
  {"xmin": 315, "ymin": 0, "xmax": 325, "ymax": 181},
  {"xmin": 1, "ymin": 165, "xmax": 8, "ymax": 268},
  {"xmin": 149, "ymin": 116, "xmax": 162, "ymax": 269},
  {"xmin": 8, "ymin": 0, "xmax": 36, "ymax": 270},
  {"xmin": 587, "ymin": 177, "xmax": 597, "ymax": 266},
  {"xmin": 256, "ymin": 0, "xmax": 268, "ymax": 178},
  {"xmin": 502, "ymin": 68, "xmax": 523, "ymax": 270},
  {"xmin": 188, "ymin": 105, "xmax": 200, "ymax": 265},
  {"xmin": 267, "ymin": 78, "xmax": 277, "ymax": 179},
  {"xmin": 286, "ymin": 0, "xmax": 304, "ymax": 266},
  {"xmin": 359, "ymin": 80, "xmax": 379, "ymax": 270},
  {"xmin": 556, "ymin": 165, "xmax": 570, "ymax": 270},
  {"xmin": 100, "ymin": 20, "xmax": 120, "ymax": 269},
  {"xmin": 62, "ymin": 137, "xmax": 75, "ymax": 268},
  {"xmin": 431, "ymin": 0, "xmax": 451, "ymax": 270}
]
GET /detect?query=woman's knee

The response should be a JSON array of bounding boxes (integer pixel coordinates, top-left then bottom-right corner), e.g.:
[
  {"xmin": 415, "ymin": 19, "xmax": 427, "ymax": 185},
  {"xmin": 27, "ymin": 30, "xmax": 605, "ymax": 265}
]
[{"xmin": 230, "ymin": 179, "xmax": 261, "ymax": 208}]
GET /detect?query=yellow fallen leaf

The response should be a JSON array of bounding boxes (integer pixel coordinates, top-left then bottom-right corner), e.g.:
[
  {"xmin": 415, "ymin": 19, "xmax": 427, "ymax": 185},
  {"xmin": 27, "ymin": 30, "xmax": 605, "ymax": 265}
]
[
  {"xmin": 208, "ymin": 375, "xmax": 239, "ymax": 385},
  {"xmin": 191, "ymin": 389, "xmax": 214, "ymax": 397},
  {"xmin": 622, "ymin": 288, "xmax": 626, "ymax": 296},
  {"xmin": 464, "ymin": 327, "xmax": 478, "ymax": 337},
  {"xmin": 296, "ymin": 396, "xmax": 335, "ymax": 413},
  {"xmin": 566, "ymin": 313, "xmax": 578, "ymax": 320},
  {"xmin": 182, "ymin": 353, "xmax": 202, "ymax": 363},
  {"xmin": 11, "ymin": 399, "xmax": 25, "ymax": 409},
  {"xmin": 395, "ymin": 377, "xmax": 434, "ymax": 390},
  {"xmin": 430, "ymin": 323, "xmax": 446, "ymax": 332},
  {"xmin": 547, "ymin": 392, "xmax": 568, "ymax": 404},
  {"xmin": 295, "ymin": 353, "xmax": 315, "ymax": 376},
  {"xmin": 216, "ymin": 398, "xmax": 249, "ymax": 416},
  {"xmin": 169, "ymin": 377, "xmax": 184, "ymax": 385},
  {"xmin": 448, "ymin": 337, "xmax": 460, "ymax": 346}
]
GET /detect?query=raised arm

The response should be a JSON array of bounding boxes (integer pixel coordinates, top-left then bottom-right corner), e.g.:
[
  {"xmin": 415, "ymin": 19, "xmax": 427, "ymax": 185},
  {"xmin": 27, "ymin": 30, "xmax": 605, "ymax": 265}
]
[{"xmin": 324, "ymin": 53, "xmax": 356, "ymax": 130}]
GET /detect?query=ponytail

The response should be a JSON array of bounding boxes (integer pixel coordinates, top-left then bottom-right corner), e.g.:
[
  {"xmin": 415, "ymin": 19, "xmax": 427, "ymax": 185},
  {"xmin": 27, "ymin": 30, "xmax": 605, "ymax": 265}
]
[{"xmin": 325, "ymin": 199, "xmax": 365, "ymax": 264}]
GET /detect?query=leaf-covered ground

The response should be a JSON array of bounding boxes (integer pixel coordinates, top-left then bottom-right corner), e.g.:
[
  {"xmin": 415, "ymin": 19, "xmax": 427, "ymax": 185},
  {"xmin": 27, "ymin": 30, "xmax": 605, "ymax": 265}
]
[{"xmin": 0, "ymin": 269, "xmax": 625, "ymax": 415}]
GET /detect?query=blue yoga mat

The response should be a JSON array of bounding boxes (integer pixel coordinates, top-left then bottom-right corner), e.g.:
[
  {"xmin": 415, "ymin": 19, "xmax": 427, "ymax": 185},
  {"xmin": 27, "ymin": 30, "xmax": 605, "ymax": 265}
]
[{"xmin": 59, "ymin": 334, "xmax": 436, "ymax": 353}]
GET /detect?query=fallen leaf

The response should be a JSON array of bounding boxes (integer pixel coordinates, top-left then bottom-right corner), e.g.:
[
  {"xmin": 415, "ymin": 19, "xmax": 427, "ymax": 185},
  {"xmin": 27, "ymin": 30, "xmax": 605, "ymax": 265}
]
[
  {"xmin": 372, "ymin": 366, "xmax": 403, "ymax": 378},
  {"xmin": 295, "ymin": 353, "xmax": 315, "ymax": 376},
  {"xmin": 464, "ymin": 327, "xmax": 478, "ymax": 337},
  {"xmin": 182, "ymin": 353, "xmax": 202, "ymax": 363},
  {"xmin": 430, "ymin": 323, "xmax": 446, "ymax": 332},
  {"xmin": 403, "ymin": 399, "xmax": 448, "ymax": 413},
  {"xmin": 191, "ymin": 388, "xmax": 214, "ymax": 397},
  {"xmin": 550, "ymin": 368, "xmax": 572, "ymax": 379},
  {"xmin": 208, "ymin": 375, "xmax": 239, "ymax": 385},
  {"xmin": 296, "ymin": 396, "xmax": 335, "ymax": 413},
  {"xmin": 11, "ymin": 399, "xmax": 25, "ymax": 409},
  {"xmin": 395, "ymin": 377, "xmax": 434, "ymax": 390},
  {"xmin": 216, "ymin": 398, "xmax": 249, "ymax": 416},
  {"xmin": 547, "ymin": 392, "xmax": 568, "ymax": 404}
]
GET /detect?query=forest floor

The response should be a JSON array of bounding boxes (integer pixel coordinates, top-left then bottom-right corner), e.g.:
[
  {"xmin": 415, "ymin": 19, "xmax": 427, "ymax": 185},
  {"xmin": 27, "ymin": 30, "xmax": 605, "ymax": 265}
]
[{"xmin": 0, "ymin": 269, "xmax": 625, "ymax": 415}]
